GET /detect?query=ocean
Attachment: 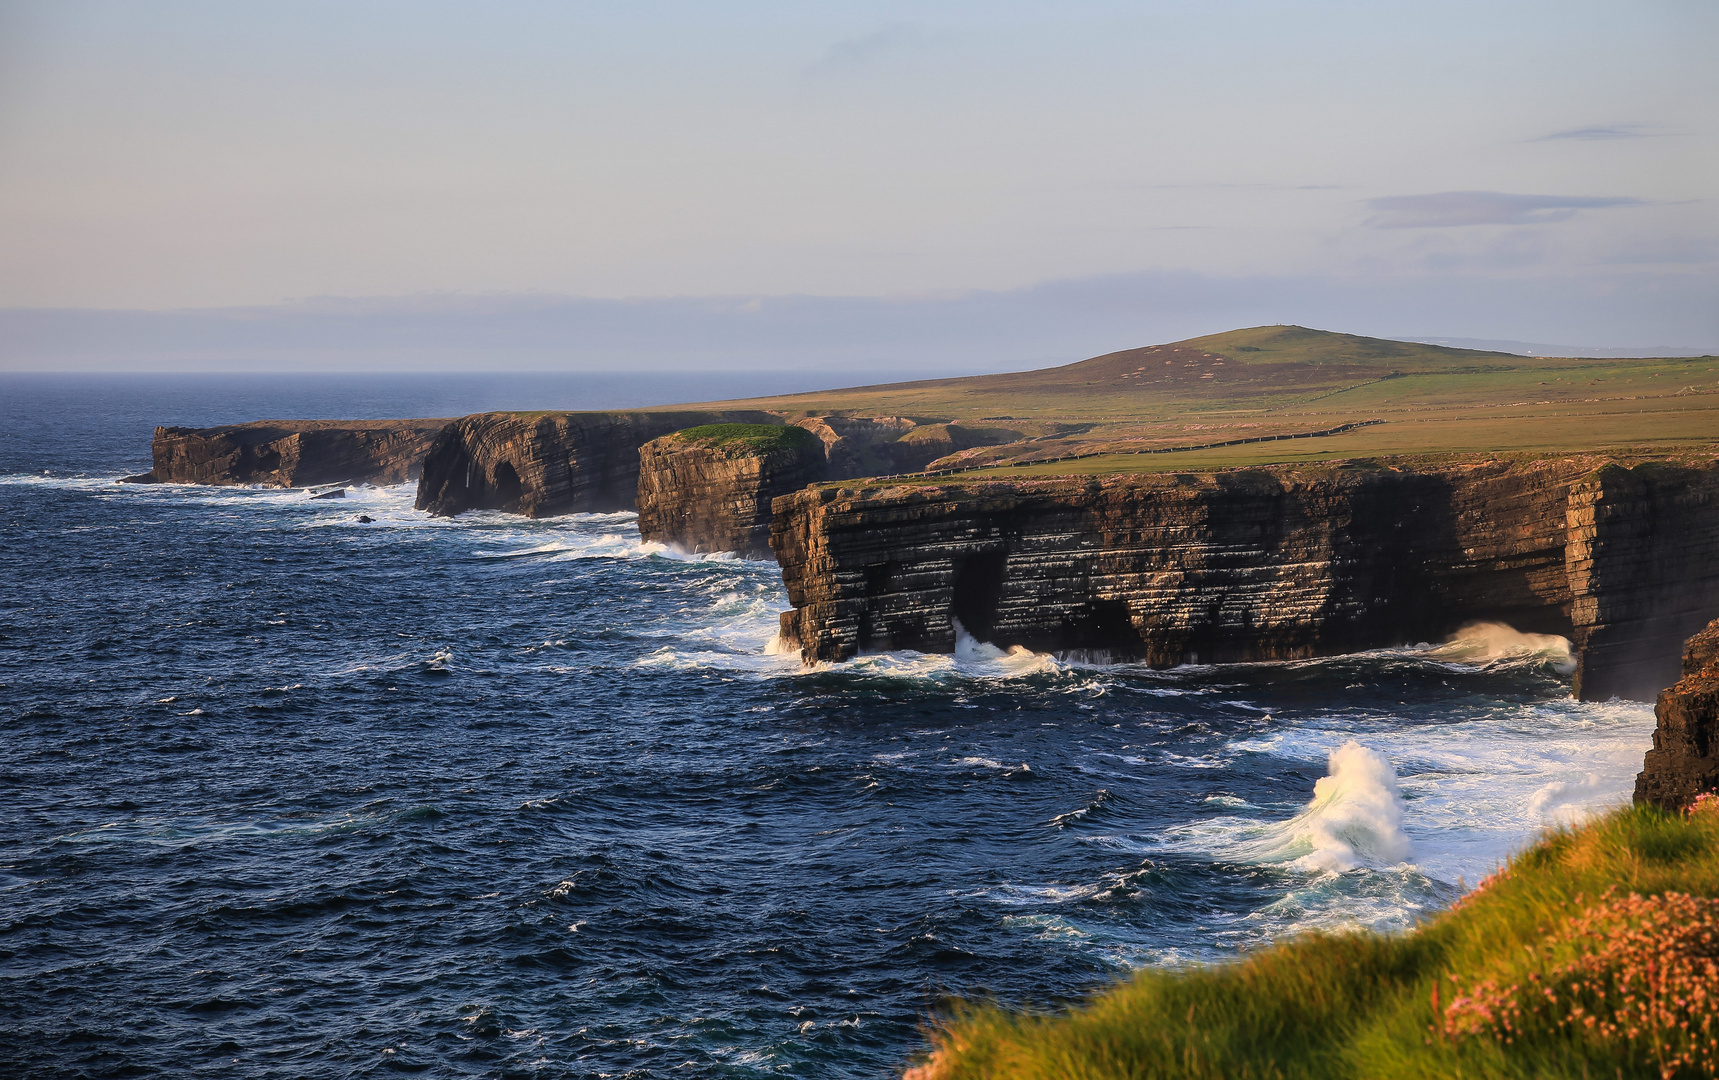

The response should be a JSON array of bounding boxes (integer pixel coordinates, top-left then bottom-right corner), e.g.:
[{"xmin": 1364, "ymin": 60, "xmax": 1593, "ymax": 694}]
[{"xmin": 0, "ymin": 374, "xmax": 1655, "ymax": 1078}]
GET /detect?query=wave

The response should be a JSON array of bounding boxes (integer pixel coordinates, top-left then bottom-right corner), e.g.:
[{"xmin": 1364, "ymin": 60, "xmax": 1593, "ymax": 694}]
[
  {"xmin": 1235, "ymin": 741, "xmax": 1413, "ymax": 873},
  {"xmin": 1426, "ymin": 621, "xmax": 1576, "ymax": 674}
]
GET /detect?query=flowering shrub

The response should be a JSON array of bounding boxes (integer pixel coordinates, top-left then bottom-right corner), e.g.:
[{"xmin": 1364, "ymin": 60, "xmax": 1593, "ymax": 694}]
[
  {"xmin": 1691, "ymin": 792, "xmax": 1719, "ymax": 820},
  {"xmin": 1434, "ymin": 890, "xmax": 1719, "ymax": 1077}
]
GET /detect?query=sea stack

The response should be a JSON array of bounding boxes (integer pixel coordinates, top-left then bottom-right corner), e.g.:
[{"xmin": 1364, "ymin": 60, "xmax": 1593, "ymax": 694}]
[{"xmin": 636, "ymin": 424, "xmax": 827, "ymax": 558}]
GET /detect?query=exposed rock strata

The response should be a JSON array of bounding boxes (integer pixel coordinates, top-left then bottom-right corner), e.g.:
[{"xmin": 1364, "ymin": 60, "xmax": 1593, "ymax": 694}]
[
  {"xmin": 770, "ymin": 456, "xmax": 1719, "ymax": 701},
  {"xmin": 129, "ymin": 419, "xmax": 451, "ymax": 487},
  {"xmin": 634, "ymin": 416, "xmax": 1033, "ymax": 555},
  {"xmin": 637, "ymin": 428, "xmax": 826, "ymax": 558},
  {"xmin": 1635, "ymin": 619, "xmax": 1719, "ymax": 810},
  {"xmin": 414, "ymin": 411, "xmax": 777, "ymax": 517}
]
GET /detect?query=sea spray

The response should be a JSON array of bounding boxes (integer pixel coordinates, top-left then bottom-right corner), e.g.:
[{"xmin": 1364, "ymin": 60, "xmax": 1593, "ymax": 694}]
[
  {"xmin": 1238, "ymin": 741, "xmax": 1414, "ymax": 873},
  {"xmin": 1431, "ymin": 621, "xmax": 1576, "ymax": 674},
  {"xmin": 953, "ymin": 618, "xmax": 1064, "ymax": 677}
]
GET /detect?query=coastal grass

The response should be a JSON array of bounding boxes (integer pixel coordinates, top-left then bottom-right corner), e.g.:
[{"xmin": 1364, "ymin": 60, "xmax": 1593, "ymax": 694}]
[
  {"xmin": 670, "ymin": 422, "xmax": 819, "ymax": 456},
  {"xmin": 962, "ymin": 400, "xmax": 1719, "ymax": 478},
  {"xmin": 675, "ymin": 327, "xmax": 1718, "ymax": 467},
  {"xmin": 908, "ymin": 804, "xmax": 1719, "ymax": 1080}
]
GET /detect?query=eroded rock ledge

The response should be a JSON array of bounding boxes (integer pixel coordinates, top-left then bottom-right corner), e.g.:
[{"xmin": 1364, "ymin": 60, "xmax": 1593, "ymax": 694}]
[
  {"xmin": 1635, "ymin": 619, "xmax": 1719, "ymax": 809},
  {"xmin": 634, "ymin": 415, "xmax": 1032, "ymax": 556},
  {"xmin": 127, "ymin": 419, "xmax": 452, "ymax": 487},
  {"xmin": 769, "ymin": 456, "xmax": 1719, "ymax": 702}
]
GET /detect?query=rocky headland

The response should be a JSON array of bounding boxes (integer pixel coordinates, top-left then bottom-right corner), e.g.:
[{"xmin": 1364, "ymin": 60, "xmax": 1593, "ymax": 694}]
[
  {"xmin": 636, "ymin": 424, "xmax": 827, "ymax": 558},
  {"xmin": 633, "ymin": 415, "xmax": 1032, "ymax": 554},
  {"xmin": 413, "ymin": 410, "xmax": 779, "ymax": 517},
  {"xmin": 126, "ymin": 419, "xmax": 452, "ymax": 487},
  {"xmin": 769, "ymin": 455, "xmax": 1719, "ymax": 702},
  {"xmin": 1635, "ymin": 618, "xmax": 1719, "ymax": 809}
]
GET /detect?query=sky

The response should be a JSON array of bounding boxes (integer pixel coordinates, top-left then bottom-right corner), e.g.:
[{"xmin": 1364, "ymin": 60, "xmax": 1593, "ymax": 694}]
[{"xmin": 0, "ymin": 0, "xmax": 1713, "ymax": 370}]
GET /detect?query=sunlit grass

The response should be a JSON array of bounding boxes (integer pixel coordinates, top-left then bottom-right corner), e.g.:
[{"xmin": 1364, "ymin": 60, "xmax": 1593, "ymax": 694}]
[{"xmin": 908, "ymin": 802, "xmax": 1719, "ymax": 1079}]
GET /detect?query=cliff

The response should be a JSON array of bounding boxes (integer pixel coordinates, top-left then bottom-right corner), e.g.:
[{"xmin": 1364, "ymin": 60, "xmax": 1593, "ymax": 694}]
[
  {"xmin": 633, "ymin": 415, "xmax": 1037, "ymax": 555},
  {"xmin": 636, "ymin": 425, "xmax": 827, "ymax": 558},
  {"xmin": 769, "ymin": 456, "xmax": 1719, "ymax": 702},
  {"xmin": 127, "ymin": 419, "xmax": 452, "ymax": 487},
  {"xmin": 413, "ymin": 410, "xmax": 778, "ymax": 517},
  {"xmin": 1634, "ymin": 619, "xmax": 1719, "ymax": 809}
]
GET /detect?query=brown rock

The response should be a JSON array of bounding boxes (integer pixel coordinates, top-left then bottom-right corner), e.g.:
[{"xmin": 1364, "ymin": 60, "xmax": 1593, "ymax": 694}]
[
  {"xmin": 142, "ymin": 419, "xmax": 451, "ymax": 487},
  {"xmin": 413, "ymin": 410, "xmax": 779, "ymax": 518},
  {"xmin": 637, "ymin": 425, "xmax": 827, "ymax": 558},
  {"xmin": 1635, "ymin": 618, "xmax": 1719, "ymax": 810},
  {"xmin": 769, "ymin": 456, "xmax": 1719, "ymax": 701}
]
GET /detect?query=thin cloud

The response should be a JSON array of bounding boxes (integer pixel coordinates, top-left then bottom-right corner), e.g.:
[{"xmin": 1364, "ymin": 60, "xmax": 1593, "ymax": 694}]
[
  {"xmin": 1365, "ymin": 191, "xmax": 1643, "ymax": 228},
  {"xmin": 803, "ymin": 24, "xmax": 922, "ymax": 76},
  {"xmin": 1534, "ymin": 123, "xmax": 1656, "ymax": 141}
]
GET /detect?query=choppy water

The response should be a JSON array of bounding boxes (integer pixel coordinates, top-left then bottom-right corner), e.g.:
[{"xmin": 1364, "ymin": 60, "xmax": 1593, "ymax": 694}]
[{"xmin": 0, "ymin": 375, "xmax": 1655, "ymax": 1078}]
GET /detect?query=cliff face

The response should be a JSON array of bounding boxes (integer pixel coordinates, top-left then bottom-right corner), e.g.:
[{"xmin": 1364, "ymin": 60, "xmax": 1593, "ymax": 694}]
[
  {"xmin": 770, "ymin": 456, "xmax": 1719, "ymax": 701},
  {"xmin": 637, "ymin": 428, "xmax": 827, "ymax": 558},
  {"xmin": 1635, "ymin": 619, "xmax": 1719, "ymax": 809},
  {"xmin": 414, "ymin": 410, "xmax": 777, "ymax": 517},
  {"xmin": 131, "ymin": 420, "xmax": 451, "ymax": 487},
  {"xmin": 633, "ymin": 416, "xmax": 1033, "ymax": 556}
]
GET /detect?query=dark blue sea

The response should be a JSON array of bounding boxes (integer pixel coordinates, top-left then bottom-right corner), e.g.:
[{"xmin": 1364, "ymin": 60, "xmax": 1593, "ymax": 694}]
[{"xmin": 0, "ymin": 374, "xmax": 1655, "ymax": 1078}]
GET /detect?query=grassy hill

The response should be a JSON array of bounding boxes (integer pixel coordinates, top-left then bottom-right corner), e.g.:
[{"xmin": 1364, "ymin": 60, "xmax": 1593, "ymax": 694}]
[{"xmin": 681, "ymin": 325, "xmax": 1719, "ymax": 472}]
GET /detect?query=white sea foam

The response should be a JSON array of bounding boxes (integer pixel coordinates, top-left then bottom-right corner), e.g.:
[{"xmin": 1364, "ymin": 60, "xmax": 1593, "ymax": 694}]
[
  {"xmin": 1427, "ymin": 621, "xmax": 1577, "ymax": 674},
  {"xmin": 772, "ymin": 621, "xmax": 1077, "ymax": 684},
  {"xmin": 1234, "ymin": 741, "xmax": 1413, "ymax": 873}
]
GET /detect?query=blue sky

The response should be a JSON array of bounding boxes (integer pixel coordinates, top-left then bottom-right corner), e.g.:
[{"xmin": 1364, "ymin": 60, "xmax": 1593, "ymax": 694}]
[{"xmin": 0, "ymin": 0, "xmax": 1712, "ymax": 366}]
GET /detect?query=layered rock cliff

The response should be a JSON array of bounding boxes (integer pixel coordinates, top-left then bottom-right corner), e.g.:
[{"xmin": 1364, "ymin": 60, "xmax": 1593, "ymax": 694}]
[
  {"xmin": 769, "ymin": 455, "xmax": 1719, "ymax": 702},
  {"xmin": 637, "ymin": 425, "xmax": 827, "ymax": 558},
  {"xmin": 1635, "ymin": 619, "xmax": 1719, "ymax": 810},
  {"xmin": 633, "ymin": 416, "xmax": 1036, "ymax": 555},
  {"xmin": 414, "ymin": 410, "xmax": 777, "ymax": 517},
  {"xmin": 128, "ymin": 419, "xmax": 451, "ymax": 487}
]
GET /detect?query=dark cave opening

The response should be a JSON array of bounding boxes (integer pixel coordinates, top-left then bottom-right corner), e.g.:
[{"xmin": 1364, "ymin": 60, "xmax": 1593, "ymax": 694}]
[
  {"xmin": 491, "ymin": 461, "xmax": 524, "ymax": 510},
  {"xmin": 952, "ymin": 550, "xmax": 1008, "ymax": 641}
]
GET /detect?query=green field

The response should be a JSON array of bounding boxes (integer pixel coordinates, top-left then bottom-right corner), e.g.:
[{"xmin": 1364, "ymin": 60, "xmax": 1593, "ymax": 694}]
[
  {"xmin": 668, "ymin": 422, "xmax": 820, "ymax": 457},
  {"xmin": 908, "ymin": 803, "xmax": 1719, "ymax": 1080},
  {"xmin": 681, "ymin": 325, "xmax": 1719, "ymax": 472}
]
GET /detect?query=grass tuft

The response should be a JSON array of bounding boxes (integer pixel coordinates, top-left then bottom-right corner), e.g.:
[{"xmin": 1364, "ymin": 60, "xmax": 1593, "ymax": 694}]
[{"xmin": 669, "ymin": 423, "xmax": 819, "ymax": 457}]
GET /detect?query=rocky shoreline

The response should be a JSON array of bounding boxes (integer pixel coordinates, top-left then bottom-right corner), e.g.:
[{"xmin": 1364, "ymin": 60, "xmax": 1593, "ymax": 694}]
[
  {"xmin": 128, "ymin": 413, "xmax": 1719, "ymax": 716},
  {"xmin": 123, "ymin": 418, "xmax": 451, "ymax": 488},
  {"xmin": 768, "ymin": 456, "xmax": 1719, "ymax": 704}
]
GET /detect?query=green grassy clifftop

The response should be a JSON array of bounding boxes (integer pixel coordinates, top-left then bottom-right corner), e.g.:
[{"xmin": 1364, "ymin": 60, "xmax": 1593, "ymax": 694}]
[{"xmin": 908, "ymin": 803, "xmax": 1719, "ymax": 1079}]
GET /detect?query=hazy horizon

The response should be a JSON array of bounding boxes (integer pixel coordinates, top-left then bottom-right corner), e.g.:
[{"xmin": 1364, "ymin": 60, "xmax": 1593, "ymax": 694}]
[{"xmin": 1, "ymin": 1, "xmax": 1713, "ymax": 370}]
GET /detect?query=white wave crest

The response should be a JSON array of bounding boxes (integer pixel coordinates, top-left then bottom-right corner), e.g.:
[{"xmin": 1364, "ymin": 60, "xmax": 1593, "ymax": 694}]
[
  {"xmin": 950, "ymin": 619, "xmax": 1064, "ymax": 677},
  {"xmin": 1527, "ymin": 773, "xmax": 1614, "ymax": 825},
  {"xmin": 1241, "ymin": 741, "xmax": 1413, "ymax": 873},
  {"xmin": 1429, "ymin": 621, "xmax": 1576, "ymax": 674}
]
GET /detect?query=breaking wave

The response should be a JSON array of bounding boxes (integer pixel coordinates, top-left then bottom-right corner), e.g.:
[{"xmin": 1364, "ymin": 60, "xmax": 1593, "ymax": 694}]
[
  {"xmin": 1238, "ymin": 740, "xmax": 1413, "ymax": 873},
  {"xmin": 1429, "ymin": 621, "xmax": 1576, "ymax": 674}
]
